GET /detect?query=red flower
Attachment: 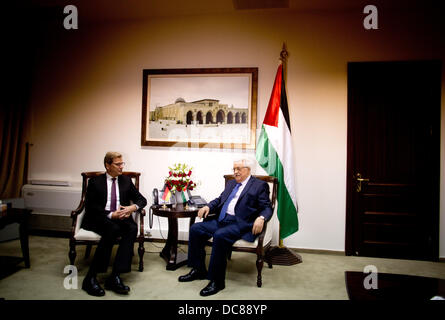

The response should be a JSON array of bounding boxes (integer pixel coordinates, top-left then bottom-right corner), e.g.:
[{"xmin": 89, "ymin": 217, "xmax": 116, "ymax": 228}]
[{"xmin": 165, "ymin": 164, "xmax": 195, "ymax": 194}]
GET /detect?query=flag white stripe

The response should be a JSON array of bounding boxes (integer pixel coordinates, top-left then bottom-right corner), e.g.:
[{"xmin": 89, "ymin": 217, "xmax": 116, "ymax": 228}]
[{"xmin": 263, "ymin": 109, "xmax": 297, "ymax": 207}]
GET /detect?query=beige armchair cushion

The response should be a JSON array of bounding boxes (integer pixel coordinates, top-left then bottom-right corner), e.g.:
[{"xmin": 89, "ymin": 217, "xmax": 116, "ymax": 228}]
[
  {"xmin": 232, "ymin": 216, "xmax": 274, "ymax": 248},
  {"xmin": 74, "ymin": 209, "xmax": 141, "ymax": 241},
  {"xmin": 205, "ymin": 214, "xmax": 274, "ymax": 249}
]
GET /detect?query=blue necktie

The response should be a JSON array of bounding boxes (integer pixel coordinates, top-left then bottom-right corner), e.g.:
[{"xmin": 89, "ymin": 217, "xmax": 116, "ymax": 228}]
[{"xmin": 218, "ymin": 183, "xmax": 241, "ymax": 222}]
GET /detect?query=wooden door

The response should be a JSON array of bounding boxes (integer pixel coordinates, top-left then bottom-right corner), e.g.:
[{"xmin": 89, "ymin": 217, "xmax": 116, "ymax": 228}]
[{"xmin": 345, "ymin": 61, "xmax": 441, "ymax": 261}]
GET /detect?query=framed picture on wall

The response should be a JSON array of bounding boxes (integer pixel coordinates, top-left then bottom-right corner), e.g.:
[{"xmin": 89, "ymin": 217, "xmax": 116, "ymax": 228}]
[{"xmin": 141, "ymin": 67, "xmax": 258, "ymax": 149}]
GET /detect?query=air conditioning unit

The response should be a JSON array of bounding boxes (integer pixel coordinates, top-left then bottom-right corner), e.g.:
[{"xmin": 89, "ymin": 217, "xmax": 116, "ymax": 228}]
[{"xmin": 22, "ymin": 183, "xmax": 81, "ymax": 232}]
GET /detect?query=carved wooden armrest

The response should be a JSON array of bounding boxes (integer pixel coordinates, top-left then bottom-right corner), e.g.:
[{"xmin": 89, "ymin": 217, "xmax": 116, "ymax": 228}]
[
  {"xmin": 71, "ymin": 197, "xmax": 86, "ymax": 219},
  {"xmin": 257, "ymin": 220, "xmax": 268, "ymax": 244}
]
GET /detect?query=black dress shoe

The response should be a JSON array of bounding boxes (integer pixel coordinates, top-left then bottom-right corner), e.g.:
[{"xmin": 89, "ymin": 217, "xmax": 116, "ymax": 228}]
[
  {"xmin": 199, "ymin": 280, "xmax": 225, "ymax": 296},
  {"xmin": 104, "ymin": 275, "xmax": 130, "ymax": 294},
  {"xmin": 178, "ymin": 268, "xmax": 207, "ymax": 282},
  {"xmin": 82, "ymin": 276, "xmax": 105, "ymax": 297}
]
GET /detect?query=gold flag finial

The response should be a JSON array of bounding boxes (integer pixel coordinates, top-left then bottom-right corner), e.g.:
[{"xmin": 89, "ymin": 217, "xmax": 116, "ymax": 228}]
[{"xmin": 280, "ymin": 42, "xmax": 288, "ymax": 63}]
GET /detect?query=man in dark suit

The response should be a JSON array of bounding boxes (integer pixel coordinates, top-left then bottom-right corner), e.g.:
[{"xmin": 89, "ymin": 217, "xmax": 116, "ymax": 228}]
[
  {"xmin": 81, "ymin": 152, "xmax": 147, "ymax": 297},
  {"xmin": 178, "ymin": 159, "xmax": 272, "ymax": 296}
]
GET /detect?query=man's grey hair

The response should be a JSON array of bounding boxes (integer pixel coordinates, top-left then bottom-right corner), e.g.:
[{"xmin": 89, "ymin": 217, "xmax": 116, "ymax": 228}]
[{"xmin": 234, "ymin": 158, "xmax": 256, "ymax": 173}]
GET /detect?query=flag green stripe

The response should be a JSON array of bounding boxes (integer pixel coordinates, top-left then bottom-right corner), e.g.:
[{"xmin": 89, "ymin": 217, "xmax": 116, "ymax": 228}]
[
  {"xmin": 276, "ymin": 166, "xmax": 299, "ymax": 238},
  {"xmin": 256, "ymin": 126, "xmax": 299, "ymax": 239}
]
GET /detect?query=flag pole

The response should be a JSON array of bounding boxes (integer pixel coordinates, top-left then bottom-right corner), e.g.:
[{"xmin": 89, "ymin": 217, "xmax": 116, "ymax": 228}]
[
  {"xmin": 265, "ymin": 42, "xmax": 303, "ymax": 266},
  {"xmin": 278, "ymin": 42, "xmax": 288, "ymax": 249}
]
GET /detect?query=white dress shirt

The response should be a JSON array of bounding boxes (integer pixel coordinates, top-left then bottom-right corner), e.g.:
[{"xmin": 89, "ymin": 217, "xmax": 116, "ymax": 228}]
[
  {"xmin": 106, "ymin": 173, "xmax": 120, "ymax": 219},
  {"xmin": 226, "ymin": 175, "xmax": 251, "ymax": 216},
  {"xmin": 105, "ymin": 173, "xmax": 139, "ymax": 219}
]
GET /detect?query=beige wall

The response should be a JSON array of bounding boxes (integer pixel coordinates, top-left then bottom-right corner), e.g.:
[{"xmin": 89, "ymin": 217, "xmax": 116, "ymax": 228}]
[{"xmin": 27, "ymin": 8, "xmax": 445, "ymax": 256}]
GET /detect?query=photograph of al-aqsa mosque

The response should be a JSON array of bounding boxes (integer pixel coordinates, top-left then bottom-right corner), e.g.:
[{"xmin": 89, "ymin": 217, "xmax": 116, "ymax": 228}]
[{"xmin": 145, "ymin": 72, "xmax": 254, "ymax": 146}]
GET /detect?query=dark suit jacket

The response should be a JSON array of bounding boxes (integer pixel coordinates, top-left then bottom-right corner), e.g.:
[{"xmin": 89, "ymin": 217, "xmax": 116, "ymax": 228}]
[
  {"xmin": 207, "ymin": 176, "xmax": 272, "ymax": 242},
  {"xmin": 82, "ymin": 174, "xmax": 147, "ymax": 233}
]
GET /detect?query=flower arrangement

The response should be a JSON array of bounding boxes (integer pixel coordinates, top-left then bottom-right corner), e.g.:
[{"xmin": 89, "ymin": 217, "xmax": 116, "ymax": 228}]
[{"xmin": 165, "ymin": 163, "xmax": 196, "ymax": 193}]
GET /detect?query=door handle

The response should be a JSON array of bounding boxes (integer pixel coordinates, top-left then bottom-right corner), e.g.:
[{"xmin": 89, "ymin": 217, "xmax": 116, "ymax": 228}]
[{"xmin": 355, "ymin": 173, "xmax": 370, "ymax": 193}]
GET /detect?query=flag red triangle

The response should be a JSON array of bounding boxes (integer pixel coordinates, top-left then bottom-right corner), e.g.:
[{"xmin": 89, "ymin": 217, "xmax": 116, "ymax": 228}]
[{"xmin": 263, "ymin": 64, "xmax": 283, "ymax": 127}]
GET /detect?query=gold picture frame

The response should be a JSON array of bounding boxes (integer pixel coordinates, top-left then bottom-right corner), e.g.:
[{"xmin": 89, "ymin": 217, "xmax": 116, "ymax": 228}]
[{"xmin": 141, "ymin": 68, "xmax": 258, "ymax": 149}]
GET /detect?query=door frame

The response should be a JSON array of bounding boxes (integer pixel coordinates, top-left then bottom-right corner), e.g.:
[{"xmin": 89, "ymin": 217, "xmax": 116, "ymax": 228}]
[{"xmin": 345, "ymin": 60, "xmax": 441, "ymax": 259}]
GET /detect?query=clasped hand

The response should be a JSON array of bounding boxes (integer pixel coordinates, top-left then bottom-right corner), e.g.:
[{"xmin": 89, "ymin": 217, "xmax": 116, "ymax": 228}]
[{"xmin": 112, "ymin": 205, "xmax": 136, "ymax": 220}]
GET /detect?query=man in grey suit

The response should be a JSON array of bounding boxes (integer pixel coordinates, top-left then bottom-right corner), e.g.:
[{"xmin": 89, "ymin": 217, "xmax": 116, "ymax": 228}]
[{"xmin": 178, "ymin": 158, "xmax": 272, "ymax": 296}]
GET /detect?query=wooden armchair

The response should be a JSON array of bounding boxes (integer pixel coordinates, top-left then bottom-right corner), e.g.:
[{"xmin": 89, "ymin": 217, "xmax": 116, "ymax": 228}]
[
  {"xmin": 69, "ymin": 171, "xmax": 146, "ymax": 271},
  {"xmin": 208, "ymin": 174, "xmax": 278, "ymax": 287}
]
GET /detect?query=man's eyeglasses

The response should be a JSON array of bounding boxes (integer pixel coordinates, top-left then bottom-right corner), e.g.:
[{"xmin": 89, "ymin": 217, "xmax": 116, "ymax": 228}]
[
  {"xmin": 112, "ymin": 162, "xmax": 125, "ymax": 167},
  {"xmin": 233, "ymin": 166, "xmax": 247, "ymax": 172}
]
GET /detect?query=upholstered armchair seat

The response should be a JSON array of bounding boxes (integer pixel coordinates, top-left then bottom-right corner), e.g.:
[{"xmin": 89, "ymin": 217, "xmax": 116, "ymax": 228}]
[
  {"xmin": 73, "ymin": 210, "xmax": 143, "ymax": 241},
  {"xmin": 231, "ymin": 217, "xmax": 275, "ymax": 249}
]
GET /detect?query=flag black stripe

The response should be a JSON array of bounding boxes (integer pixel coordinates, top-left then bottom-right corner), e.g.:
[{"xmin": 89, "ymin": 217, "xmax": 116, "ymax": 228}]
[{"xmin": 280, "ymin": 75, "xmax": 291, "ymax": 132}]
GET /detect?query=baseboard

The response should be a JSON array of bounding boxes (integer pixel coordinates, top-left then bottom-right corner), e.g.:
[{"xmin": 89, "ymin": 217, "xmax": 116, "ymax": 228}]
[
  {"xmin": 142, "ymin": 238, "xmax": 346, "ymax": 256},
  {"xmin": 294, "ymin": 248, "xmax": 445, "ymax": 261},
  {"xmin": 144, "ymin": 229, "xmax": 189, "ymax": 242},
  {"xmin": 144, "ymin": 237, "xmax": 188, "ymax": 246},
  {"xmin": 292, "ymin": 248, "xmax": 345, "ymax": 256}
]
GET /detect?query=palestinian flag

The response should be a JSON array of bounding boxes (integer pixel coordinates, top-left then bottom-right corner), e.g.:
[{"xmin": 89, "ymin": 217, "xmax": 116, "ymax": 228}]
[
  {"xmin": 256, "ymin": 64, "xmax": 299, "ymax": 239},
  {"xmin": 179, "ymin": 186, "xmax": 190, "ymax": 203}
]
